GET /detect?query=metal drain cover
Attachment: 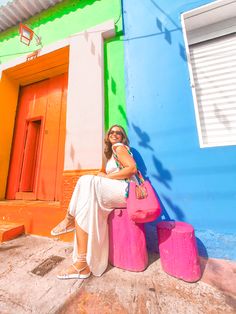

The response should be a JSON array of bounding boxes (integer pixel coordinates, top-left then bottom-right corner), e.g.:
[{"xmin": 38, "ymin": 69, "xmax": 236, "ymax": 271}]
[{"xmin": 31, "ymin": 255, "xmax": 65, "ymax": 277}]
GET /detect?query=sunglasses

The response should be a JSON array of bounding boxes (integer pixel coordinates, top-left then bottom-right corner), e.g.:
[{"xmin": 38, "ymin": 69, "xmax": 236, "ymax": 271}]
[{"xmin": 109, "ymin": 130, "xmax": 123, "ymax": 136}]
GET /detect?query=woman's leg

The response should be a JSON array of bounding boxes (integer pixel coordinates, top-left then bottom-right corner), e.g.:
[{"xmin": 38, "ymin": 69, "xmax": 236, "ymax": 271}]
[
  {"xmin": 73, "ymin": 222, "xmax": 90, "ymax": 271},
  {"xmin": 75, "ymin": 221, "xmax": 88, "ymax": 253},
  {"xmin": 51, "ymin": 211, "xmax": 75, "ymax": 236},
  {"xmin": 57, "ymin": 221, "xmax": 90, "ymax": 278},
  {"xmin": 51, "ymin": 175, "xmax": 94, "ymax": 236}
]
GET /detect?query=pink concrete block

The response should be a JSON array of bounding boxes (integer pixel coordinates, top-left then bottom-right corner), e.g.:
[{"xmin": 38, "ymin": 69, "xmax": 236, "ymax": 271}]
[
  {"xmin": 157, "ymin": 221, "xmax": 201, "ymax": 282},
  {"xmin": 108, "ymin": 208, "xmax": 148, "ymax": 272}
]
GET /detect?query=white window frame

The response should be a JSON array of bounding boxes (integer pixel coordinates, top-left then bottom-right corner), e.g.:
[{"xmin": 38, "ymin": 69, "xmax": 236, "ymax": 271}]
[{"xmin": 181, "ymin": 0, "xmax": 236, "ymax": 148}]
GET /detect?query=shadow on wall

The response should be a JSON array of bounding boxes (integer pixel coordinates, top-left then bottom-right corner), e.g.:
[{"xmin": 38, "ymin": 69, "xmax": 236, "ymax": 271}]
[
  {"xmin": 122, "ymin": 0, "xmax": 187, "ymax": 62},
  {"xmin": 196, "ymin": 237, "xmax": 208, "ymax": 275},
  {"xmin": 131, "ymin": 123, "xmax": 185, "ymax": 221},
  {"xmin": 131, "ymin": 123, "xmax": 208, "ymax": 259},
  {"xmin": 105, "ymin": 0, "xmax": 188, "ymax": 128},
  {"xmin": 196, "ymin": 237, "xmax": 208, "ymax": 259},
  {"xmin": 120, "ymin": 1, "xmax": 209, "ymax": 257},
  {"xmin": 130, "ymin": 122, "xmax": 186, "ymax": 252}
]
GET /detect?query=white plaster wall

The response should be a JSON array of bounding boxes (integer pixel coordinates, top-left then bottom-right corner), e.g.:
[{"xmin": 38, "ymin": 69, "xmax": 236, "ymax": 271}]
[{"xmin": 64, "ymin": 20, "xmax": 115, "ymax": 170}]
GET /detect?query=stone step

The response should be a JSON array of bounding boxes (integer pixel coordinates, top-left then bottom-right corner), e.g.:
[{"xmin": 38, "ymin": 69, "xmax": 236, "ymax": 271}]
[{"xmin": 0, "ymin": 220, "xmax": 25, "ymax": 242}]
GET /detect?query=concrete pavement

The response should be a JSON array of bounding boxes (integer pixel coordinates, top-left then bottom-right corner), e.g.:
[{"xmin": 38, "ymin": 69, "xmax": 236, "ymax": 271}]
[{"xmin": 0, "ymin": 235, "xmax": 235, "ymax": 314}]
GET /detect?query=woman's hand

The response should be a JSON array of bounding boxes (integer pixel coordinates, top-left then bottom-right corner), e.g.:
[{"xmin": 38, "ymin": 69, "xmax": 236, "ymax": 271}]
[
  {"xmin": 97, "ymin": 172, "xmax": 108, "ymax": 178},
  {"xmin": 135, "ymin": 184, "xmax": 148, "ymax": 199}
]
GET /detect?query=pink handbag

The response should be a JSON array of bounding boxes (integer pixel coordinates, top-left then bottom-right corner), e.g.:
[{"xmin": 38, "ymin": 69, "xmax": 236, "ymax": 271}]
[
  {"xmin": 112, "ymin": 145, "xmax": 161, "ymax": 223},
  {"xmin": 126, "ymin": 180, "xmax": 161, "ymax": 223}
]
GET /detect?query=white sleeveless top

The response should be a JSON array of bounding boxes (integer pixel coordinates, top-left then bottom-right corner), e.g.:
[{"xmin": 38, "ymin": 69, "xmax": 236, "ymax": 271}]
[
  {"xmin": 106, "ymin": 155, "xmax": 120, "ymax": 174},
  {"xmin": 105, "ymin": 143, "xmax": 138, "ymax": 183}
]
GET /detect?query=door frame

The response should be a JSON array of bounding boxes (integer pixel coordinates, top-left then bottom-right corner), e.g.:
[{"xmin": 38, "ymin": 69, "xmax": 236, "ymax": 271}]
[{"xmin": 15, "ymin": 116, "xmax": 44, "ymax": 200}]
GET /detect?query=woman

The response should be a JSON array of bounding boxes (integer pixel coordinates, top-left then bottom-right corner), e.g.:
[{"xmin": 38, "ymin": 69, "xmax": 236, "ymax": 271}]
[{"xmin": 53, "ymin": 125, "xmax": 138, "ymax": 279}]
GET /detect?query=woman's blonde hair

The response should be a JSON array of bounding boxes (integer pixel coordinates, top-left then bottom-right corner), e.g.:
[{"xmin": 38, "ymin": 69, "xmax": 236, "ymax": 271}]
[{"xmin": 104, "ymin": 124, "xmax": 129, "ymax": 159}]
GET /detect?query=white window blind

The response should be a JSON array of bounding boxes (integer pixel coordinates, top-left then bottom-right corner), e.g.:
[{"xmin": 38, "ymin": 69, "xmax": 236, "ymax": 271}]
[{"xmin": 189, "ymin": 33, "xmax": 236, "ymax": 147}]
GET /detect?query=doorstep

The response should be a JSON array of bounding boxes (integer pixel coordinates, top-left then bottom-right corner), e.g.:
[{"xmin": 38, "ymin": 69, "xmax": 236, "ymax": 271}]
[
  {"xmin": 0, "ymin": 200, "xmax": 73, "ymax": 242},
  {"xmin": 0, "ymin": 220, "xmax": 25, "ymax": 242}
]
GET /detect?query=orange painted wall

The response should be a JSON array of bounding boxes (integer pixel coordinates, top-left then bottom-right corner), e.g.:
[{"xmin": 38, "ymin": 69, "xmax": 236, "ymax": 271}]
[
  {"xmin": 0, "ymin": 169, "xmax": 99, "ymax": 242},
  {"xmin": 61, "ymin": 169, "xmax": 100, "ymax": 211},
  {"xmin": 0, "ymin": 72, "xmax": 19, "ymax": 199}
]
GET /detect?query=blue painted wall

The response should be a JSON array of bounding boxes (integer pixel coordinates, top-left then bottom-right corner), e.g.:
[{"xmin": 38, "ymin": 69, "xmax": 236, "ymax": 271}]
[{"xmin": 122, "ymin": 0, "xmax": 236, "ymax": 260}]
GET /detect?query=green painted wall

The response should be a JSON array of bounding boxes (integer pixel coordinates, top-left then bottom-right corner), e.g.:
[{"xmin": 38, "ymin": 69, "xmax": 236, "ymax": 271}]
[
  {"xmin": 104, "ymin": 35, "xmax": 127, "ymax": 131},
  {"xmin": 0, "ymin": 0, "xmax": 127, "ymax": 131}
]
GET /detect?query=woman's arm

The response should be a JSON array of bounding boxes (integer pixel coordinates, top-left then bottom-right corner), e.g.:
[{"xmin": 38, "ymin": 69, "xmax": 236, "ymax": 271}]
[{"xmin": 99, "ymin": 145, "xmax": 137, "ymax": 180}]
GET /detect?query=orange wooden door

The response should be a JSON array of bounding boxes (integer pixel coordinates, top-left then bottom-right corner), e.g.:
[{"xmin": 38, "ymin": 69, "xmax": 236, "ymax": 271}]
[
  {"xmin": 6, "ymin": 73, "xmax": 67, "ymax": 201},
  {"xmin": 37, "ymin": 74, "xmax": 67, "ymax": 200}
]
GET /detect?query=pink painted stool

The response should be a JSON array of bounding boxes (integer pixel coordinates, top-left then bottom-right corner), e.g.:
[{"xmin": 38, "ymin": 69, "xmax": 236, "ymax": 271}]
[
  {"xmin": 157, "ymin": 221, "xmax": 201, "ymax": 282},
  {"xmin": 108, "ymin": 208, "xmax": 148, "ymax": 272}
]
